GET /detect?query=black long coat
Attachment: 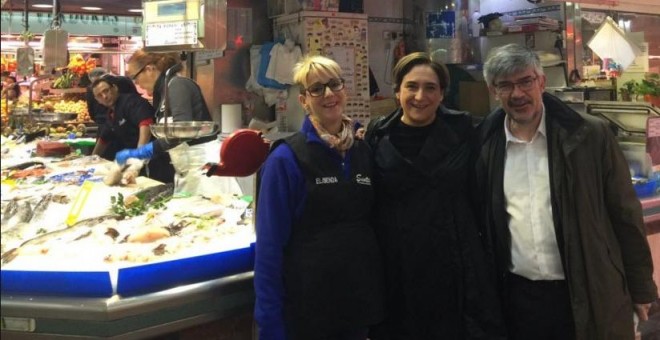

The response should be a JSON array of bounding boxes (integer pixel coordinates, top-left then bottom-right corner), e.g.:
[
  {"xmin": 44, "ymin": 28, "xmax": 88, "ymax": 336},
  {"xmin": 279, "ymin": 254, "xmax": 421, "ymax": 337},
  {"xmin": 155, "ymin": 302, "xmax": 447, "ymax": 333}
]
[{"xmin": 367, "ymin": 106, "xmax": 506, "ymax": 340}]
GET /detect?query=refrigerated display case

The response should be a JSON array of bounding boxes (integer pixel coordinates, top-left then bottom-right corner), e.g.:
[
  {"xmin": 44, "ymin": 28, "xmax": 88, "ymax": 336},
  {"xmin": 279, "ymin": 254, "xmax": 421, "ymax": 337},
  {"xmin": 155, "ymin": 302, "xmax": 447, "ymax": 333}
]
[
  {"xmin": 1, "ymin": 272, "xmax": 254, "ymax": 339},
  {"xmin": 0, "ymin": 137, "xmax": 260, "ymax": 338},
  {"xmin": 584, "ymin": 100, "xmax": 660, "ymax": 296}
]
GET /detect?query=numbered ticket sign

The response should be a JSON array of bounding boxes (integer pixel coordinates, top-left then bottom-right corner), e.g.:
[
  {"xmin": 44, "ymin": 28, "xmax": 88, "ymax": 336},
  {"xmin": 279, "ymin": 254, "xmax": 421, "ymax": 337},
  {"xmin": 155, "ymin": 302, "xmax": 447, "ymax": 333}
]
[{"xmin": 66, "ymin": 181, "xmax": 95, "ymax": 227}]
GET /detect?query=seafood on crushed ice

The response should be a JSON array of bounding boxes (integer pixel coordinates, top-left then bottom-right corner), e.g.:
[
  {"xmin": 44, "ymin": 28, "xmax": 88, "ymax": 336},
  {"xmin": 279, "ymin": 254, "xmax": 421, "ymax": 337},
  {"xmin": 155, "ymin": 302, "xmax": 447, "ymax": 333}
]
[{"xmin": 1, "ymin": 195, "xmax": 254, "ymax": 269}]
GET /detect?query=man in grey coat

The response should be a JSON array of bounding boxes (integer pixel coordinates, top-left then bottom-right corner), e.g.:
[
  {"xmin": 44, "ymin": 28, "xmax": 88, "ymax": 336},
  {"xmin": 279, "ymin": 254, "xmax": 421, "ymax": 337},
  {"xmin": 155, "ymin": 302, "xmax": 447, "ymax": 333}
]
[{"xmin": 476, "ymin": 43, "xmax": 657, "ymax": 340}]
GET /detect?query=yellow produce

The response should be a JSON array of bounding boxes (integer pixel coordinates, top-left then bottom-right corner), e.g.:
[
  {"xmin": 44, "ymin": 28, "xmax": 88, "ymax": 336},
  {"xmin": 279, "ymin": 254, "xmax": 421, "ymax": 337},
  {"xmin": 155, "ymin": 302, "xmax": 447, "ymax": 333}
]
[
  {"xmin": 1, "ymin": 100, "xmax": 8, "ymax": 125},
  {"xmin": 52, "ymin": 100, "xmax": 90, "ymax": 122}
]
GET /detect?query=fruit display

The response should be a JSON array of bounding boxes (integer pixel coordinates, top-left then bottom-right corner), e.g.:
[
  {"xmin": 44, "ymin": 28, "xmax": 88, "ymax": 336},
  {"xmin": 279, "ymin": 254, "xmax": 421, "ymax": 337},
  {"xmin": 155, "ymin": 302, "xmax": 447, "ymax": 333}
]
[
  {"xmin": 67, "ymin": 54, "xmax": 97, "ymax": 77},
  {"xmin": 52, "ymin": 73, "xmax": 76, "ymax": 89},
  {"xmin": 1, "ymin": 99, "xmax": 11, "ymax": 125},
  {"xmin": 1, "ymin": 121, "xmax": 86, "ymax": 140},
  {"xmin": 1, "ymin": 57, "xmax": 17, "ymax": 73},
  {"xmin": 1, "ymin": 120, "xmax": 48, "ymax": 138},
  {"xmin": 35, "ymin": 99, "xmax": 90, "ymax": 123},
  {"xmin": 53, "ymin": 100, "xmax": 89, "ymax": 121},
  {"xmin": 47, "ymin": 123, "xmax": 87, "ymax": 139},
  {"xmin": 49, "ymin": 55, "xmax": 97, "ymax": 90},
  {"xmin": 7, "ymin": 99, "xmax": 91, "ymax": 126}
]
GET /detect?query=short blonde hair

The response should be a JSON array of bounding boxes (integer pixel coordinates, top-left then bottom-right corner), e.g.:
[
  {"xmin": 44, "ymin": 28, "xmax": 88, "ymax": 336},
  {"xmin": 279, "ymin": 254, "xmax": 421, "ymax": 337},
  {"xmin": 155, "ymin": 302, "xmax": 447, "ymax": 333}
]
[{"xmin": 293, "ymin": 55, "xmax": 342, "ymax": 93}]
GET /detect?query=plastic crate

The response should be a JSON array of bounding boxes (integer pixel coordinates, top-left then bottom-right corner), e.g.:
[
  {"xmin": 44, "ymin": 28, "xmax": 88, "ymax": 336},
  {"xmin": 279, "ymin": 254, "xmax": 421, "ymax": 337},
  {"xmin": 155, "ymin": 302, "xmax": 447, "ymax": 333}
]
[{"xmin": 634, "ymin": 179, "xmax": 658, "ymax": 198}]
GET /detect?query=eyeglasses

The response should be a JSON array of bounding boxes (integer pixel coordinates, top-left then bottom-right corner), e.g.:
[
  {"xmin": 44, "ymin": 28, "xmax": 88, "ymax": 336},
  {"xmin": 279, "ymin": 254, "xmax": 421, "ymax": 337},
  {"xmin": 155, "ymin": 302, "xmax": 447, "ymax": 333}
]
[
  {"xmin": 303, "ymin": 78, "xmax": 345, "ymax": 97},
  {"xmin": 131, "ymin": 64, "xmax": 148, "ymax": 81},
  {"xmin": 494, "ymin": 76, "xmax": 538, "ymax": 95}
]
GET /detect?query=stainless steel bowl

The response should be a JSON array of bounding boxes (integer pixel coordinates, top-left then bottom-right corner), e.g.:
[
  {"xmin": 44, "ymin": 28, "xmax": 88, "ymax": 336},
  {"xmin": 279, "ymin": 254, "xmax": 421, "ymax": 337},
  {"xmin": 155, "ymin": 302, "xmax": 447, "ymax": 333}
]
[{"xmin": 150, "ymin": 121, "xmax": 219, "ymax": 140}]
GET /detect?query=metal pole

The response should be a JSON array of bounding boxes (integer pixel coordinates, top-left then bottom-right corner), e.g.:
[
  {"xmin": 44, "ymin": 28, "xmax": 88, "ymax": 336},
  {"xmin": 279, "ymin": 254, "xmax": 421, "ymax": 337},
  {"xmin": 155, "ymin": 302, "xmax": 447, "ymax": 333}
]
[
  {"xmin": 23, "ymin": 0, "xmax": 28, "ymax": 33},
  {"xmin": 52, "ymin": 0, "xmax": 59, "ymax": 28}
]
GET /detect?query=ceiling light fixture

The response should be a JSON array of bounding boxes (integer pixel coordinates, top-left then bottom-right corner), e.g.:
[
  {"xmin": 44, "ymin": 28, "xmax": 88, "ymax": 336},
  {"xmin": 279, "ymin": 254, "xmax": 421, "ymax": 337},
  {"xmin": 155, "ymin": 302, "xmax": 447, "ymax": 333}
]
[
  {"xmin": 32, "ymin": 4, "xmax": 53, "ymax": 8},
  {"xmin": 128, "ymin": 9, "xmax": 143, "ymax": 13},
  {"xmin": 81, "ymin": 6, "xmax": 102, "ymax": 11}
]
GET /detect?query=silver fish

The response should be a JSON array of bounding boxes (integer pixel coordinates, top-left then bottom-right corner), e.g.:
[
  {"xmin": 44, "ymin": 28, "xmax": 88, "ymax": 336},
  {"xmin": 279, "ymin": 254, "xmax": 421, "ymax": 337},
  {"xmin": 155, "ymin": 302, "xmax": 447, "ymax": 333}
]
[
  {"xmin": 130, "ymin": 183, "xmax": 174, "ymax": 206},
  {"xmin": 1, "ymin": 222, "xmax": 31, "ymax": 257},
  {"xmin": 2, "ymin": 161, "xmax": 45, "ymax": 171},
  {"xmin": 29, "ymin": 194, "xmax": 52, "ymax": 223},
  {"xmin": 21, "ymin": 214, "xmax": 121, "ymax": 247},
  {"xmin": 1, "ymin": 214, "xmax": 122, "ymax": 265},
  {"xmin": 1, "ymin": 199, "xmax": 19, "ymax": 230},
  {"xmin": 72, "ymin": 214, "xmax": 123, "ymax": 228},
  {"xmin": 17, "ymin": 201, "xmax": 33, "ymax": 224},
  {"xmin": 3, "ymin": 201, "xmax": 32, "ymax": 230}
]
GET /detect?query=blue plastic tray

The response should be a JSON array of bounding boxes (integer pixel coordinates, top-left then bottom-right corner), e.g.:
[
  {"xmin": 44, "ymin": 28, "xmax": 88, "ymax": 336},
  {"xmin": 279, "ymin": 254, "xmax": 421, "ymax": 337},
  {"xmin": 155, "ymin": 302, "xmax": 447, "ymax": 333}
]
[{"xmin": 634, "ymin": 179, "xmax": 658, "ymax": 198}]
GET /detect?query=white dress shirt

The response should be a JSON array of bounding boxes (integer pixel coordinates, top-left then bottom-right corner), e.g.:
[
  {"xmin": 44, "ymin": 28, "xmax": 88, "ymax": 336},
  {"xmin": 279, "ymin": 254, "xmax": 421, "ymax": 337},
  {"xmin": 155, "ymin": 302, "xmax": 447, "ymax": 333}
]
[{"xmin": 503, "ymin": 109, "xmax": 565, "ymax": 280}]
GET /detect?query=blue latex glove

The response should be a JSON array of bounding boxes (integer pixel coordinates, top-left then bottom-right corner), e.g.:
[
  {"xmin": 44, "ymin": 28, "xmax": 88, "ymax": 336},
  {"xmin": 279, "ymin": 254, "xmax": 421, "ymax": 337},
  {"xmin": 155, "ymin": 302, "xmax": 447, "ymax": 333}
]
[{"xmin": 115, "ymin": 142, "xmax": 154, "ymax": 165}]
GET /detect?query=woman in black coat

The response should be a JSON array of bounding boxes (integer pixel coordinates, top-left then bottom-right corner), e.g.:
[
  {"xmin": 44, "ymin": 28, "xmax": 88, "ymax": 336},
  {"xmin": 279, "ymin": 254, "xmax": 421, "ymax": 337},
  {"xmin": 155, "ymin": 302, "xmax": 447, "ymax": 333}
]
[{"xmin": 365, "ymin": 52, "xmax": 505, "ymax": 340}]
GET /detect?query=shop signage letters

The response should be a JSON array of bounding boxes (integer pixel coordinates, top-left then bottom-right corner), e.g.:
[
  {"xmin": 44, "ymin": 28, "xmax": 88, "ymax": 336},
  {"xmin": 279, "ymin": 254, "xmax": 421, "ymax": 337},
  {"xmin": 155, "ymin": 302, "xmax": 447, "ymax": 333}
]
[{"xmin": 1, "ymin": 11, "xmax": 142, "ymax": 36}]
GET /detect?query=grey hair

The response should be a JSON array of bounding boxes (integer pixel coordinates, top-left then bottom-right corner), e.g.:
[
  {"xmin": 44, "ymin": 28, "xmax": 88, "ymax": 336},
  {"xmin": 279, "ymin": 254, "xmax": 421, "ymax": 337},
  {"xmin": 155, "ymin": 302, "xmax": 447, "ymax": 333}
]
[{"xmin": 483, "ymin": 44, "xmax": 544, "ymax": 86}]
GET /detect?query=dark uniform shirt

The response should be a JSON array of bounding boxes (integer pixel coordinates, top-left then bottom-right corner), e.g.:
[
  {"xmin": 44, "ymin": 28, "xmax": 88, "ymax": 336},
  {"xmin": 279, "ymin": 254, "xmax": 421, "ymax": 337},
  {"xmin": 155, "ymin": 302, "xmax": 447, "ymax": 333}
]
[{"xmin": 99, "ymin": 93, "xmax": 154, "ymax": 152}]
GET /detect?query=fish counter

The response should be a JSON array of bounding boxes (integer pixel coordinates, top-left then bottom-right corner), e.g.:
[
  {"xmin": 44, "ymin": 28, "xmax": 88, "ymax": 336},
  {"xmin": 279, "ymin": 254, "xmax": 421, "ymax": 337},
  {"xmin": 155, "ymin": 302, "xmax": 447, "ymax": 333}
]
[
  {"xmin": 1, "ymin": 272, "xmax": 255, "ymax": 339},
  {"xmin": 0, "ymin": 137, "xmax": 258, "ymax": 338}
]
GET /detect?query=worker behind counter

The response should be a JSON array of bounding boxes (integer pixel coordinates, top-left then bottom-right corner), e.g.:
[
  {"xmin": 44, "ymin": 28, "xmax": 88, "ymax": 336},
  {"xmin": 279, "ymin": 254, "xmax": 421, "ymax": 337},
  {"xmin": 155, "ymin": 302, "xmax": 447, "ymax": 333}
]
[
  {"xmin": 86, "ymin": 67, "xmax": 138, "ymax": 160},
  {"xmin": 90, "ymin": 78, "xmax": 154, "ymax": 163},
  {"xmin": 1, "ymin": 73, "xmax": 21, "ymax": 100},
  {"xmin": 86, "ymin": 67, "xmax": 138, "ymax": 126},
  {"xmin": 114, "ymin": 50, "xmax": 214, "ymax": 184}
]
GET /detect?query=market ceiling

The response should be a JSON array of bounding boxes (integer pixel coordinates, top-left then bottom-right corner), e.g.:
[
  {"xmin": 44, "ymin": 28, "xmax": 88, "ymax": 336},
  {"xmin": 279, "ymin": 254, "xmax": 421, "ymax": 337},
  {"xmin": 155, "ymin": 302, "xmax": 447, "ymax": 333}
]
[{"xmin": 1, "ymin": 0, "xmax": 143, "ymax": 17}]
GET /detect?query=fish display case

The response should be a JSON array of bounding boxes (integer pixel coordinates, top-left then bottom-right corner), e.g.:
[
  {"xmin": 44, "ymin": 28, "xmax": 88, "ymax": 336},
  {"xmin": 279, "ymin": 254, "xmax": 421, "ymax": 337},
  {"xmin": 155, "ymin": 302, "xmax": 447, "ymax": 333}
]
[
  {"xmin": 584, "ymin": 100, "xmax": 660, "ymax": 196},
  {"xmin": 1, "ymin": 272, "xmax": 254, "ymax": 339},
  {"xmin": 584, "ymin": 100, "xmax": 660, "ymax": 297},
  {"xmin": 0, "ymin": 138, "xmax": 260, "ymax": 338}
]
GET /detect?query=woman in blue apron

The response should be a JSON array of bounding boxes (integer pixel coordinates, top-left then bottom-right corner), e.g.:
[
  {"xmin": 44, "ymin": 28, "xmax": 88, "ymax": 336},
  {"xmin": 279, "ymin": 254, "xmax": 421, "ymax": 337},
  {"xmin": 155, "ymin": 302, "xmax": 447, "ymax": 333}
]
[{"xmin": 254, "ymin": 55, "xmax": 384, "ymax": 340}]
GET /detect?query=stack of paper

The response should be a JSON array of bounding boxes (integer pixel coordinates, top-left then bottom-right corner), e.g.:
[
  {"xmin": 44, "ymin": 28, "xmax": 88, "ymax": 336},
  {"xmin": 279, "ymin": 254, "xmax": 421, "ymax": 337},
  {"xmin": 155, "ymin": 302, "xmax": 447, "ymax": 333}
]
[{"xmin": 507, "ymin": 16, "xmax": 560, "ymax": 33}]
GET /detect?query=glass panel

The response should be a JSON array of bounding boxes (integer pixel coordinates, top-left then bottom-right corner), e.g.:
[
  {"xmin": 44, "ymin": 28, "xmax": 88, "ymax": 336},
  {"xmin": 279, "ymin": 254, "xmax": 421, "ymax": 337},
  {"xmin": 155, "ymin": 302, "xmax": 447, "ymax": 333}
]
[{"xmin": 581, "ymin": 10, "xmax": 659, "ymax": 74}]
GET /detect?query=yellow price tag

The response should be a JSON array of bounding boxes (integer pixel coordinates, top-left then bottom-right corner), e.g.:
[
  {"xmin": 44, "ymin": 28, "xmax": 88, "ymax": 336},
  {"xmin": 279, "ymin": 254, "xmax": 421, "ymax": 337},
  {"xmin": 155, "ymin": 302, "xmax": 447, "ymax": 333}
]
[{"xmin": 66, "ymin": 180, "xmax": 95, "ymax": 227}]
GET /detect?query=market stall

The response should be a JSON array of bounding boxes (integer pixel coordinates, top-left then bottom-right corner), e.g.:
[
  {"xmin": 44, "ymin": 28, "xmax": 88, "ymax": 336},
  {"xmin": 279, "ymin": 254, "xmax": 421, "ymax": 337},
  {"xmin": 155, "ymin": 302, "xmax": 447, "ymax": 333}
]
[{"xmin": 0, "ymin": 128, "xmax": 268, "ymax": 338}]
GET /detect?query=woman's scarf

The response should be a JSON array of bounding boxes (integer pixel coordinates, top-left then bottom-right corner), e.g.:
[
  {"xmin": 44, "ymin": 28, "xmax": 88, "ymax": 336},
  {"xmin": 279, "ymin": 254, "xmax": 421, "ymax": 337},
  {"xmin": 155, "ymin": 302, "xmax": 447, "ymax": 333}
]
[{"xmin": 308, "ymin": 114, "xmax": 355, "ymax": 156}]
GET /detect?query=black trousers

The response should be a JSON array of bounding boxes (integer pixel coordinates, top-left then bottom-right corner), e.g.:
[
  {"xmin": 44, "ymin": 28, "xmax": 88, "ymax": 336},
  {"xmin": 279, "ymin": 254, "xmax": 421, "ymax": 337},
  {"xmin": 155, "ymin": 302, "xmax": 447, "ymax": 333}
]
[{"xmin": 506, "ymin": 273, "xmax": 575, "ymax": 340}]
